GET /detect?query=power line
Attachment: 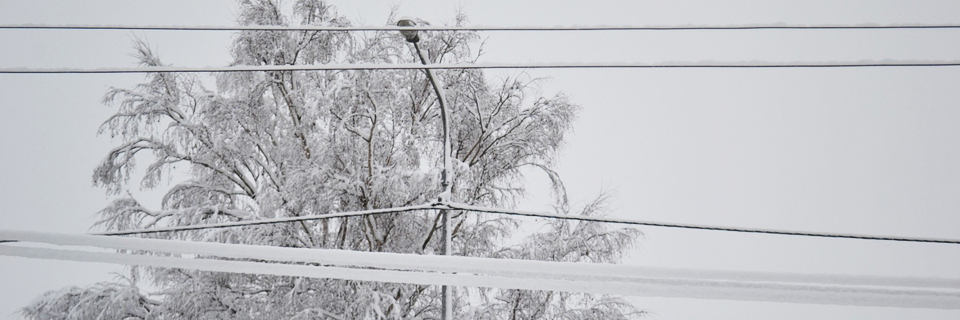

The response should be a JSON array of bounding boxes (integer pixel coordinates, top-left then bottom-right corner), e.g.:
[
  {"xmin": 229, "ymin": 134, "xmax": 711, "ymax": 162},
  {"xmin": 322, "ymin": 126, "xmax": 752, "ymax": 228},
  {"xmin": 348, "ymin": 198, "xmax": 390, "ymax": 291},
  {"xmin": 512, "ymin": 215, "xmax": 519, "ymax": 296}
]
[
  {"xmin": 87, "ymin": 201, "xmax": 960, "ymax": 245},
  {"xmin": 4, "ymin": 23, "xmax": 960, "ymax": 32},
  {"xmin": 95, "ymin": 203, "xmax": 438, "ymax": 236},
  {"xmin": 8, "ymin": 230, "xmax": 958, "ymax": 290},
  {"xmin": 7, "ymin": 246, "xmax": 959, "ymax": 309},
  {"xmin": 444, "ymin": 203, "xmax": 960, "ymax": 245},
  {"xmin": 4, "ymin": 60, "xmax": 960, "ymax": 74},
  {"xmin": 2, "ymin": 231, "xmax": 959, "ymax": 309}
]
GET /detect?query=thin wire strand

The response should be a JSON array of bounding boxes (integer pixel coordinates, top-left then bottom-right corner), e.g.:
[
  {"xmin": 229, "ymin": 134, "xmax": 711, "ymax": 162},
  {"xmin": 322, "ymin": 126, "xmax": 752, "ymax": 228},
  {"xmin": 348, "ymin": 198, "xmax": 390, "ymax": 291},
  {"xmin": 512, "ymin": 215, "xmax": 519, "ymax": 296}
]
[
  {"xmin": 4, "ymin": 60, "xmax": 960, "ymax": 74},
  {"xmin": 94, "ymin": 201, "xmax": 960, "ymax": 245},
  {"xmin": 443, "ymin": 203, "xmax": 960, "ymax": 245},
  {"xmin": 4, "ymin": 23, "xmax": 960, "ymax": 31},
  {"xmin": 95, "ymin": 203, "xmax": 439, "ymax": 236}
]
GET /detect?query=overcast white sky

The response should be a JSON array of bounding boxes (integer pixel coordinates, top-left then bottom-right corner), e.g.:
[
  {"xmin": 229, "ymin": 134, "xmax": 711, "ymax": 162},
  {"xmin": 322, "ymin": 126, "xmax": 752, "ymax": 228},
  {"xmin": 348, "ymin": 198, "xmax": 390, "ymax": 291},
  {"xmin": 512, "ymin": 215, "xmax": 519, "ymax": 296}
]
[{"xmin": 2, "ymin": 1, "xmax": 960, "ymax": 319}]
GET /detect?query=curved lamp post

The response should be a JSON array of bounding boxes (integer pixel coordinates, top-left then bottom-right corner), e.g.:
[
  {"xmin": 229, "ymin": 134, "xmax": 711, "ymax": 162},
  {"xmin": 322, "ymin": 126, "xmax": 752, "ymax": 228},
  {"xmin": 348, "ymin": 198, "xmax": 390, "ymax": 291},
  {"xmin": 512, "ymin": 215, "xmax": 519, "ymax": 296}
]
[{"xmin": 398, "ymin": 17, "xmax": 454, "ymax": 320}]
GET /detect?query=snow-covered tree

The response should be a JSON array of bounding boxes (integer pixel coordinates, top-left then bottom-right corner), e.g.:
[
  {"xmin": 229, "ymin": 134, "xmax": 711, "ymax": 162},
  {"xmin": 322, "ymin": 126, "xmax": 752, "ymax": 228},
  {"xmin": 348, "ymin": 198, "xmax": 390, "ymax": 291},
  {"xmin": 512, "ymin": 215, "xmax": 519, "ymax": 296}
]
[{"xmin": 20, "ymin": 1, "xmax": 641, "ymax": 319}]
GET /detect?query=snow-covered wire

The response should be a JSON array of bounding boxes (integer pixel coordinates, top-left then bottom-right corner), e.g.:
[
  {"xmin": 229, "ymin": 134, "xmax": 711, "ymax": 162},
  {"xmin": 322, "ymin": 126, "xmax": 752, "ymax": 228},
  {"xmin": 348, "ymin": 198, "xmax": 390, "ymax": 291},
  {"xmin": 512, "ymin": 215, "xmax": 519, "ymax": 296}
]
[
  {"xmin": 4, "ymin": 230, "xmax": 958, "ymax": 290},
  {"xmin": 3, "ymin": 60, "xmax": 960, "ymax": 74},
  {"xmin": 444, "ymin": 203, "xmax": 960, "ymax": 245},
  {"xmin": 3, "ymin": 23, "xmax": 960, "ymax": 31},
  {"xmin": 2, "ymin": 232, "xmax": 960, "ymax": 309},
  {"xmin": 95, "ymin": 203, "xmax": 438, "ymax": 236}
]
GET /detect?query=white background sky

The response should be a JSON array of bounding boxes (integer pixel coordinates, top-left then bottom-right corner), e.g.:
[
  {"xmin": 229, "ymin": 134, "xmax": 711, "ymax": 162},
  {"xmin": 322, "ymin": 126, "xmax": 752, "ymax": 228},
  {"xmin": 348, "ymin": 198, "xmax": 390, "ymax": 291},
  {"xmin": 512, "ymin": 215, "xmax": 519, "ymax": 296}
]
[{"xmin": 1, "ymin": 0, "xmax": 959, "ymax": 319}]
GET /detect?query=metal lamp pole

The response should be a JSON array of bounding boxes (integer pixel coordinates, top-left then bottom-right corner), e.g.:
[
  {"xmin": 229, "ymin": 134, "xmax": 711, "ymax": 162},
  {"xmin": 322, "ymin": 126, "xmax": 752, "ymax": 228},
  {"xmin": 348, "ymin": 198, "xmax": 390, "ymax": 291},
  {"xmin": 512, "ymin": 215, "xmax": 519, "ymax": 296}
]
[{"xmin": 399, "ymin": 18, "xmax": 453, "ymax": 320}]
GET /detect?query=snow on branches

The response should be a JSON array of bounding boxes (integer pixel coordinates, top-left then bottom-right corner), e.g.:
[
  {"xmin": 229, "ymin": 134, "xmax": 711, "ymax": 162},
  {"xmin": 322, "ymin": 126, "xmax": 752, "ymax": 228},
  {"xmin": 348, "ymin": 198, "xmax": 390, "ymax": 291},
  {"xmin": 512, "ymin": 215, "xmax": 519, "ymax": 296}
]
[{"xmin": 22, "ymin": 1, "xmax": 640, "ymax": 319}]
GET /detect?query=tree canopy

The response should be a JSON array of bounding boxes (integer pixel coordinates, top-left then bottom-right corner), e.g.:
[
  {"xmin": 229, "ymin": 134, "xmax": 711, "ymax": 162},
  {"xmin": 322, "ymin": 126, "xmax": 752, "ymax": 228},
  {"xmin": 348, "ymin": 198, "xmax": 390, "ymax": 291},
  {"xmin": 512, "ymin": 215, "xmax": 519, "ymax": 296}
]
[{"xmin": 21, "ymin": 1, "xmax": 640, "ymax": 319}]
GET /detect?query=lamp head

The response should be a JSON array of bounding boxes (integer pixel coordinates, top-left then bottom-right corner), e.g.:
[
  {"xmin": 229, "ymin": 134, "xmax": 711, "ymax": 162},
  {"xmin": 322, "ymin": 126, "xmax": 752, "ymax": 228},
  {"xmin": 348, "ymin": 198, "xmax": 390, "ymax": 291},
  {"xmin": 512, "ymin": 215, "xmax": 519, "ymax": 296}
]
[{"xmin": 397, "ymin": 17, "xmax": 420, "ymax": 43}]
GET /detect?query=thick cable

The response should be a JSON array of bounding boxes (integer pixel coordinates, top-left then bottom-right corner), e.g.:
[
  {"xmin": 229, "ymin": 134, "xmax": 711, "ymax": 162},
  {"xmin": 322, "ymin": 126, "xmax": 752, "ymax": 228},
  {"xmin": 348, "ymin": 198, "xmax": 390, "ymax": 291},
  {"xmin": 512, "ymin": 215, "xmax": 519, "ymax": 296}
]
[
  {"xmin": 4, "ymin": 230, "xmax": 958, "ymax": 290},
  {"xmin": 2, "ymin": 234, "xmax": 959, "ymax": 309},
  {"xmin": 3, "ymin": 60, "xmax": 960, "ymax": 74},
  {"xmin": 3, "ymin": 23, "xmax": 960, "ymax": 32},
  {"xmin": 444, "ymin": 202, "xmax": 960, "ymax": 245}
]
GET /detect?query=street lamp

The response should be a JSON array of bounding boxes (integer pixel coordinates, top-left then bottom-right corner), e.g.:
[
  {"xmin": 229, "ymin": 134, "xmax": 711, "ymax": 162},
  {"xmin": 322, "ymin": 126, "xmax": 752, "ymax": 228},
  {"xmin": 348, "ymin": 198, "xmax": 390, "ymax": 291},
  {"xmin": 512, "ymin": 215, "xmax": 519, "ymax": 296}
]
[
  {"xmin": 397, "ymin": 18, "xmax": 420, "ymax": 43},
  {"xmin": 398, "ymin": 17, "xmax": 454, "ymax": 320}
]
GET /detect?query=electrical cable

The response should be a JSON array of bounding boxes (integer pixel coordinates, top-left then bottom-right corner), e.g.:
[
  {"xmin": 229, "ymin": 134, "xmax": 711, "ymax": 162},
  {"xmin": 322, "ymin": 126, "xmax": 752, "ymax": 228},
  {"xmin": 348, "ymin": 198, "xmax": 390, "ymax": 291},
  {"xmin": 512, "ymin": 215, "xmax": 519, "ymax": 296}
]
[
  {"xmin": 2, "ymin": 231, "xmax": 959, "ymax": 309},
  {"xmin": 5, "ymin": 230, "xmax": 959, "ymax": 290},
  {"xmin": 443, "ymin": 203, "xmax": 960, "ymax": 245},
  {"xmin": 4, "ymin": 23, "xmax": 960, "ymax": 32},
  {"xmin": 4, "ymin": 60, "xmax": 960, "ymax": 74},
  {"xmin": 94, "ymin": 203, "xmax": 439, "ymax": 236},
  {"xmin": 82, "ymin": 201, "xmax": 960, "ymax": 245}
]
